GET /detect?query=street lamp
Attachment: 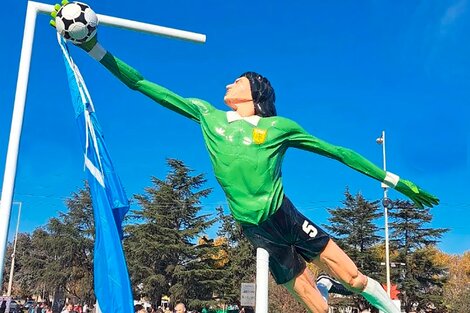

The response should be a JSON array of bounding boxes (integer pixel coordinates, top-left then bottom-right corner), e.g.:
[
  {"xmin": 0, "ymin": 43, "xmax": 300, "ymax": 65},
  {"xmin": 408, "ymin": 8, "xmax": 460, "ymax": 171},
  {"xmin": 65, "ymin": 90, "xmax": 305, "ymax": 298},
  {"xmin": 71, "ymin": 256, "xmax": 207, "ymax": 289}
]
[
  {"xmin": 376, "ymin": 131, "xmax": 391, "ymax": 297},
  {"xmin": 7, "ymin": 201, "xmax": 22, "ymax": 297}
]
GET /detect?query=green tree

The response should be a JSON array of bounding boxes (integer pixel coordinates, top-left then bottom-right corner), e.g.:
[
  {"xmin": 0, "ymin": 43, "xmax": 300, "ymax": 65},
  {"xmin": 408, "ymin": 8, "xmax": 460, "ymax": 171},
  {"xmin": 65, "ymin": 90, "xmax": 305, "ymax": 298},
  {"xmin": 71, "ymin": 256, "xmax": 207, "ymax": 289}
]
[
  {"xmin": 2, "ymin": 232, "xmax": 34, "ymax": 298},
  {"xmin": 389, "ymin": 199, "xmax": 449, "ymax": 313},
  {"xmin": 42, "ymin": 185, "xmax": 95, "ymax": 307},
  {"xmin": 27, "ymin": 228, "xmax": 54, "ymax": 299},
  {"xmin": 3, "ymin": 227, "xmax": 59, "ymax": 301},
  {"xmin": 4, "ymin": 185, "xmax": 95, "ymax": 308},
  {"xmin": 58, "ymin": 185, "xmax": 95, "ymax": 304},
  {"xmin": 324, "ymin": 188, "xmax": 383, "ymax": 311},
  {"xmin": 124, "ymin": 158, "xmax": 221, "ymax": 309},
  {"xmin": 441, "ymin": 251, "xmax": 470, "ymax": 313}
]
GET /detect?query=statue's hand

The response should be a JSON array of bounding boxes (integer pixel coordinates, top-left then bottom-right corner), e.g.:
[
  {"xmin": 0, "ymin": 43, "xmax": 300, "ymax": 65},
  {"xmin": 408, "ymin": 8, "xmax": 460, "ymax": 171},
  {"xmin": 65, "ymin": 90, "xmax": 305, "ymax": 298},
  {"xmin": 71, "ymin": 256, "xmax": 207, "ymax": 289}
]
[
  {"xmin": 49, "ymin": 0, "xmax": 69, "ymax": 28},
  {"xmin": 395, "ymin": 179, "xmax": 439, "ymax": 208},
  {"xmin": 49, "ymin": 0, "xmax": 98, "ymax": 52}
]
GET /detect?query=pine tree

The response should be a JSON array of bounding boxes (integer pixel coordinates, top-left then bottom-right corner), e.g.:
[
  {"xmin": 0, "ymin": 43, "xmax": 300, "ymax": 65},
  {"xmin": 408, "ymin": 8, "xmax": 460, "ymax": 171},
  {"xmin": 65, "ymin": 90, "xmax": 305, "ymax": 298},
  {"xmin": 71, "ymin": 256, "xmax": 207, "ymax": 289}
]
[
  {"xmin": 2, "ymin": 233, "xmax": 34, "ymax": 298},
  {"xmin": 324, "ymin": 188, "xmax": 383, "ymax": 310},
  {"xmin": 325, "ymin": 188, "xmax": 382, "ymax": 274},
  {"xmin": 124, "ymin": 158, "xmax": 222, "ymax": 309},
  {"xmin": 43, "ymin": 185, "xmax": 95, "ymax": 306},
  {"xmin": 5, "ymin": 184, "xmax": 95, "ymax": 308},
  {"xmin": 388, "ymin": 199, "xmax": 449, "ymax": 313}
]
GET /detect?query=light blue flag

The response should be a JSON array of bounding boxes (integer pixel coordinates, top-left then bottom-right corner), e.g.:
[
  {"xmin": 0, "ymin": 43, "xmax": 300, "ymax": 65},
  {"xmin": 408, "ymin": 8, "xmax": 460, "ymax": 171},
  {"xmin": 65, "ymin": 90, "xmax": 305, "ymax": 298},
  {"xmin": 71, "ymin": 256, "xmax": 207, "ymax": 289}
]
[{"xmin": 57, "ymin": 35, "xmax": 134, "ymax": 313}]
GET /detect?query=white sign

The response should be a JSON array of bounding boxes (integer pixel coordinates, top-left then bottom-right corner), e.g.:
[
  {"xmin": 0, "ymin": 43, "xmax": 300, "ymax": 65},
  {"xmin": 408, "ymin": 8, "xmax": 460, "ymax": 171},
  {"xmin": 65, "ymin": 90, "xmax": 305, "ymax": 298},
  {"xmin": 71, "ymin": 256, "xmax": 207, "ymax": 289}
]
[{"xmin": 240, "ymin": 283, "xmax": 256, "ymax": 307}]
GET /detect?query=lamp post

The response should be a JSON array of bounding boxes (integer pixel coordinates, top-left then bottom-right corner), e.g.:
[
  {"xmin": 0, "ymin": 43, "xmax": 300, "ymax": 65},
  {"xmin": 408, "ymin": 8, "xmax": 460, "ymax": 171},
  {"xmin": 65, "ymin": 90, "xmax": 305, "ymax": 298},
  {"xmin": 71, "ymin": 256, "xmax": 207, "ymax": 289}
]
[
  {"xmin": 376, "ymin": 131, "xmax": 391, "ymax": 297},
  {"xmin": 7, "ymin": 201, "xmax": 22, "ymax": 297}
]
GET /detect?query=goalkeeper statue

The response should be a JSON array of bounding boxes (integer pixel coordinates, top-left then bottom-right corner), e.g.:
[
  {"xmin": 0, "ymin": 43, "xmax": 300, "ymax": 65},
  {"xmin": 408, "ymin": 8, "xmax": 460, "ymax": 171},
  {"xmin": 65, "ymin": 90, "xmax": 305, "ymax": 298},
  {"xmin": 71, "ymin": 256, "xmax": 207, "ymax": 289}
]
[{"xmin": 51, "ymin": 3, "xmax": 438, "ymax": 313}]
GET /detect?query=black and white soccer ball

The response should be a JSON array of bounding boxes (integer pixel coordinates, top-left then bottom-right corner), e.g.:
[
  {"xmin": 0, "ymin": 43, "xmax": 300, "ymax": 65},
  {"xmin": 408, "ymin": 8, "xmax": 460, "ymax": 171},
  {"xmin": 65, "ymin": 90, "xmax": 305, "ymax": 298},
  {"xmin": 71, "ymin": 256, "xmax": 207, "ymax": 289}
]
[{"xmin": 55, "ymin": 2, "xmax": 98, "ymax": 44}]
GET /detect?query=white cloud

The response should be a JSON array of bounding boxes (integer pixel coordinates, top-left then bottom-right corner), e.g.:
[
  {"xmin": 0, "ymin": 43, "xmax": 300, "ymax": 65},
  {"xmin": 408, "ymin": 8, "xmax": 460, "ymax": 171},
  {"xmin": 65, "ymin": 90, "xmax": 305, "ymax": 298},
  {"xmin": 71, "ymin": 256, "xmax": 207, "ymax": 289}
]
[{"xmin": 440, "ymin": 0, "xmax": 467, "ymax": 30}]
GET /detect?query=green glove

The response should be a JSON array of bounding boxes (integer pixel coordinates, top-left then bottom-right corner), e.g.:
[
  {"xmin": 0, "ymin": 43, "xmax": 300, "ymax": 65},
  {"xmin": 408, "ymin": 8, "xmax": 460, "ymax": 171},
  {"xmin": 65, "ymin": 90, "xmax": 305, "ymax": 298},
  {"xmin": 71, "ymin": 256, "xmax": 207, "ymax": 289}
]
[
  {"xmin": 49, "ymin": 0, "xmax": 98, "ymax": 52},
  {"xmin": 394, "ymin": 179, "xmax": 439, "ymax": 208},
  {"xmin": 49, "ymin": 0, "xmax": 68, "ymax": 28}
]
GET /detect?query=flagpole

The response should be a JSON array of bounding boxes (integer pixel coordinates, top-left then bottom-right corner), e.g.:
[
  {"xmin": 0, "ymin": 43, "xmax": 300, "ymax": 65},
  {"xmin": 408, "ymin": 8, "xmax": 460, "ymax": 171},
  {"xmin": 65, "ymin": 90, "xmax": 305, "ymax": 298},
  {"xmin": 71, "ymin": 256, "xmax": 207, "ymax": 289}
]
[
  {"xmin": 7, "ymin": 202, "xmax": 22, "ymax": 297},
  {"xmin": 376, "ymin": 131, "xmax": 391, "ymax": 297},
  {"xmin": 0, "ymin": 0, "xmax": 206, "ymax": 285}
]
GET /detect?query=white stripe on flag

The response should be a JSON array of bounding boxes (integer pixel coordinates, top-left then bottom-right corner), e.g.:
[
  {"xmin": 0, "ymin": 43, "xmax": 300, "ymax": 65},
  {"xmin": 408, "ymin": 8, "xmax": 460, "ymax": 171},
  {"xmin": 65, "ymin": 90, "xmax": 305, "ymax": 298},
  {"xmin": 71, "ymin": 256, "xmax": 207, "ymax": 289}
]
[
  {"xmin": 84, "ymin": 155, "xmax": 105, "ymax": 187},
  {"xmin": 84, "ymin": 109, "xmax": 105, "ymax": 182},
  {"xmin": 95, "ymin": 301, "xmax": 102, "ymax": 313},
  {"xmin": 58, "ymin": 34, "xmax": 106, "ymax": 186}
]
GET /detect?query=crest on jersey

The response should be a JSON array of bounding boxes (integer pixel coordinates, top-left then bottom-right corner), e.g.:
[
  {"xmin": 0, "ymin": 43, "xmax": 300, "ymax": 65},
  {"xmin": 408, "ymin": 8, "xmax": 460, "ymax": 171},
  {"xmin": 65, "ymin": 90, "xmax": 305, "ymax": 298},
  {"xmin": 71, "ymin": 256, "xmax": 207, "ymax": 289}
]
[{"xmin": 253, "ymin": 128, "xmax": 267, "ymax": 144}]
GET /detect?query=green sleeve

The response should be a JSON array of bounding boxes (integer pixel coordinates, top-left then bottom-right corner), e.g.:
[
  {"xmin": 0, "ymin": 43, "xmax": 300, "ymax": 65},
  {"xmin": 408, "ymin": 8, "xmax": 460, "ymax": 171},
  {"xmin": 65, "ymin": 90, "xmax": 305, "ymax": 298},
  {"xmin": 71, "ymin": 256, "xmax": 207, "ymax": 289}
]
[
  {"xmin": 283, "ymin": 119, "xmax": 387, "ymax": 183},
  {"xmin": 99, "ymin": 52, "xmax": 207, "ymax": 123}
]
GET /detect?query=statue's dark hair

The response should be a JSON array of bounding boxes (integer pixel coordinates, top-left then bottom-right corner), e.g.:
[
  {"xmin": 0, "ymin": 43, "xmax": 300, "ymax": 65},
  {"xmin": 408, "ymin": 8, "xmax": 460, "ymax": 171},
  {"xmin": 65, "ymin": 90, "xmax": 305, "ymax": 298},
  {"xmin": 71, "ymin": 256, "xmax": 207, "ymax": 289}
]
[{"xmin": 240, "ymin": 72, "xmax": 277, "ymax": 117}]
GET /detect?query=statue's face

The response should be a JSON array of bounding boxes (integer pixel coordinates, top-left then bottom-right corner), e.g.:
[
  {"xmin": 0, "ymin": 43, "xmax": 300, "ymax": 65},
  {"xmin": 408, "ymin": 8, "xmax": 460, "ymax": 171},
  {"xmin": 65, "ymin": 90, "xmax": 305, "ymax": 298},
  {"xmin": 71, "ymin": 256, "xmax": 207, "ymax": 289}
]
[{"xmin": 223, "ymin": 76, "xmax": 253, "ymax": 111}]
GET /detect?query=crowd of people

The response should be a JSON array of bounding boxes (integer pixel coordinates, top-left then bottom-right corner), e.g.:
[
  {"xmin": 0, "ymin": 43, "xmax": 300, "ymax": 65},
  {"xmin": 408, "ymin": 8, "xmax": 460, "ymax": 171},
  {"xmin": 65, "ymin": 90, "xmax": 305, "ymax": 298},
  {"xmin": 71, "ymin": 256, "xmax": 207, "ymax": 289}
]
[
  {"xmin": 133, "ymin": 302, "xmax": 247, "ymax": 313},
  {"xmin": 26, "ymin": 302, "xmax": 91, "ymax": 313},
  {"xmin": 1, "ymin": 299, "xmax": 247, "ymax": 313},
  {"xmin": 134, "ymin": 302, "xmax": 188, "ymax": 313}
]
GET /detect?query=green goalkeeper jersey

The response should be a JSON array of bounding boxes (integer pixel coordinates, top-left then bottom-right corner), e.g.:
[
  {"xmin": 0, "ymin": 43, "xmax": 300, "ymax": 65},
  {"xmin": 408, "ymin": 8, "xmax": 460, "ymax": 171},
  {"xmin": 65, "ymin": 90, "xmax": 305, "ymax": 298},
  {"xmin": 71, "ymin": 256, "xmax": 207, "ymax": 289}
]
[{"xmin": 98, "ymin": 52, "xmax": 388, "ymax": 225}]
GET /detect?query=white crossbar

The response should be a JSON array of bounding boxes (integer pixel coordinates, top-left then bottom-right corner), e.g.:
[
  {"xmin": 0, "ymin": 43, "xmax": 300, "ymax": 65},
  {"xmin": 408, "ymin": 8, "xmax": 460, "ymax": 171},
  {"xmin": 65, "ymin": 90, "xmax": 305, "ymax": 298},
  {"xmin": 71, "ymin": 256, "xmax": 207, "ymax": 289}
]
[{"xmin": 33, "ymin": 1, "xmax": 206, "ymax": 43}]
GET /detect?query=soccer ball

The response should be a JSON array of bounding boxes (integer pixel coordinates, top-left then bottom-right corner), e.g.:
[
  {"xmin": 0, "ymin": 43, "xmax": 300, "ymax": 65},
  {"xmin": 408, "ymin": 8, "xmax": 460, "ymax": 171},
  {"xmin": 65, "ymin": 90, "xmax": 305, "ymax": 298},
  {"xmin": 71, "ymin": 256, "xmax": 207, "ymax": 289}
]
[{"xmin": 55, "ymin": 2, "xmax": 98, "ymax": 44}]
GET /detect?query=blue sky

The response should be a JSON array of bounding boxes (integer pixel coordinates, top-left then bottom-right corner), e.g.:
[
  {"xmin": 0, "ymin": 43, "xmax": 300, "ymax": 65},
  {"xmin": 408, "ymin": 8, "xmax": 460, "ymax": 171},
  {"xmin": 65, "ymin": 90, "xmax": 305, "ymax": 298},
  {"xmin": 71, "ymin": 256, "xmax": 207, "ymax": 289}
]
[{"xmin": 1, "ymin": 0, "xmax": 469, "ymax": 255}]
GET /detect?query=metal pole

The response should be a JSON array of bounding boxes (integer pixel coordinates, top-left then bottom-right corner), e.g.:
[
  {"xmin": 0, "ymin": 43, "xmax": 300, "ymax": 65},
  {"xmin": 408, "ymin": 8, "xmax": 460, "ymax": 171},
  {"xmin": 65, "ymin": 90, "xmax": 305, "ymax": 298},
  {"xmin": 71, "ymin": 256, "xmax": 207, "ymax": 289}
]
[
  {"xmin": 0, "ymin": 1, "xmax": 38, "ymax": 286},
  {"xmin": 255, "ymin": 248, "xmax": 269, "ymax": 313},
  {"xmin": 7, "ymin": 202, "xmax": 22, "ymax": 297},
  {"xmin": 378, "ymin": 130, "xmax": 392, "ymax": 297}
]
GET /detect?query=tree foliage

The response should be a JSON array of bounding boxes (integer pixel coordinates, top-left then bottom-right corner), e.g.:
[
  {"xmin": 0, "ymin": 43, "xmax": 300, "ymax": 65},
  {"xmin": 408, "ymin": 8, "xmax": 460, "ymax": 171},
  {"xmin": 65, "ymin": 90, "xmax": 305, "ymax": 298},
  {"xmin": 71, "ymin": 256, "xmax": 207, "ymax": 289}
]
[
  {"xmin": 324, "ymin": 188, "xmax": 382, "ymax": 271},
  {"xmin": 324, "ymin": 188, "xmax": 383, "ymax": 310},
  {"xmin": 389, "ymin": 199, "xmax": 449, "ymax": 313},
  {"xmin": 123, "ymin": 158, "xmax": 223, "ymax": 309},
  {"xmin": 441, "ymin": 251, "xmax": 470, "ymax": 313},
  {"xmin": 2, "ymin": 233, "xmax": 34, "ymax": 299},
  {"xmin": 2, "ymin": 185, "xmax": 95, "ymax": 309}
]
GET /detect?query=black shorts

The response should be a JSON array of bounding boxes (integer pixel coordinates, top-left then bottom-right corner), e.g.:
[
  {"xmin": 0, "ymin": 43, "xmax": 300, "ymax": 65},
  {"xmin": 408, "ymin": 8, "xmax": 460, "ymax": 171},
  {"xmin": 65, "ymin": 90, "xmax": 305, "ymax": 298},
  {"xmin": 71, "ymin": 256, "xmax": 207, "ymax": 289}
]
[{"xmin": 242, "ymin": 196, "xmax": 330, "ymax": 284}]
